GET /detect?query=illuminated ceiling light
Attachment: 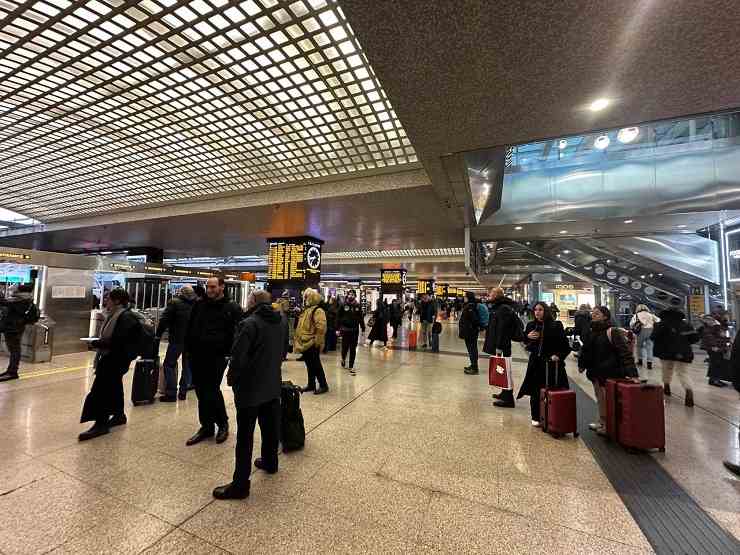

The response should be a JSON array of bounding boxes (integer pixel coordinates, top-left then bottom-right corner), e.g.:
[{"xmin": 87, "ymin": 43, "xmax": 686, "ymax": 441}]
[
  {"xmin": 594, "ymin": 135, "xmax": 610, "ymax": 150},
  {"xmin": 559, "ymin": 230, "xmax": 568, "ymax": 234},
  {"xmin": 676, "ymin": 224, "xmax": 687, "ymax": 228},
  {"xmin": 558, "ymin": 139, "xmax": 568, "ymax": 150},
  {"xmin": 633, "ymin": 251, "xmax": 639, "ymax": 255},
  {"xmin": 640, "ymin": 275, "xmax": 646, "ymax": 279},
  {"xmin": 514, "ymin": 226, "xmax": 523, "ymax": 231},
  {"xmin": 563, "ymin": 250, "xmax": 571, "ymax": 254},
  {"xmin": 617, "ymin": 126, "xmax": 640, "ymax": 143},
  {"xmin": 624, "ymin": 219, "xmax": 633, "ymax": 224},
  {"xmin": 588, "ymin": 98, "xmax": 611, "ymax": 112}
]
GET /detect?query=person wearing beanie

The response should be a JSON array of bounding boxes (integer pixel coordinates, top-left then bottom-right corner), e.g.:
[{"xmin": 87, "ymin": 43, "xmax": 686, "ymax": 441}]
[{"xmin": 156, "ymin": 285, "xmax": 197, "ymax": 401}]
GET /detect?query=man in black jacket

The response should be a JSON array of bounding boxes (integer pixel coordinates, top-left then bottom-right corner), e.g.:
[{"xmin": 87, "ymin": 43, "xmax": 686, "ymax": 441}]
[
  {"xmin": 213, "ymin": 290, "xmax": 283, "ymax": 500},
  {"xmin": 156, "ymin": 285, "xmax": 196, "ymax": 401},
  {"xmin": 185, "ymin": 277, "xmax": 243, "ymax": 446},
  {"xmin": 483, "ymin": 288, "xmax": 519, "ymax": 408},
  {"xmin": 0, "ymin": 284, "xmax": 39, "ymax": 382},
  {"xmin": 338, "ymin": 289, "xmax": 365, "ymax": 374}
]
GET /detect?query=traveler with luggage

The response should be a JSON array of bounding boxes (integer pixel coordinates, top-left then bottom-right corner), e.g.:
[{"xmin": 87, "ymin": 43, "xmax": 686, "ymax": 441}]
[
  {"xmin": 367, "ymin": 300, "xmax": 389, "ymax": 349},
  {"xmin": 651, "ymin": 308, "xmax": 700, "ymax": 406},
  {"xmin": 339, "ymin": 289, "xmax": 365, "ymax": 375},
  {"xmin": 184, "ymin": 277, "xmax": 243, "ymax": 446},
  {"xmin": 78, "ymin": 288, "xmax": 142, "ymax": 441},
  {"xmin": 699, "ymin": 310, "xmax": 731, "ymax": 387},
  {"xmin": 0, "ymin": 284, "xmax": 40, "ymax": 382},
  {"xmin": 484, "ymin": 287, "xmax": 523, "ymax": 407},
  {"xmin": 213, "ymin": 290, "xmax": 283, "ymax": 500},
  {"xmin": 294, "ymin": 288, "xmax": 329, "ymax": 394},
  {"xmin": 155, "ymin": 285, "xmax": 196, "ymax": 402},
  {"xmin": 459, "ymin": 291, "xmax": 489, "ymax": 375},
  {"xmin": 323, "ymin": 297, "xmax": 339, "ymax": 353},
  {"xmin": 578, "ymin": 305, "xmax": 638, "ymax": 435},
  {"xmin": 630, "ymin": 304, "xmax": 660, "ymax": 371},
  {"xmin": 419, "ymin": 294, "xmax": 436, "ymax": 348},
  {"xmin": 517, "ymin": 302, "xmax": 571, "ymax": 426}
]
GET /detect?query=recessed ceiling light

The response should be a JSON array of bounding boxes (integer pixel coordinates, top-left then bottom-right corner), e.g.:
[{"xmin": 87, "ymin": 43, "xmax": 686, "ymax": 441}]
[
  {"xmin": 514, "ymin": 226, "xmax": 523, "ymax": 231},
  {"xmin": 676, "ymin": 224, "xmax": 687, "ymax": 228},
  {"xmin": 633, "ymin": 251, "xmax": 639, "ymax": 255},
  {"xmin": 640, "ymin": 275, "xmax": 646, "ymax": 279},
  {"xmin": 589, "ymin": 98, "xmax": 611, "ymax": 111},
  {"xmin": 617, "ymin": 127, "xmax": 640, "ymax": 143},
  {"xmin": 559, "ymin": 230, "xmax": 568, "ymax": 234},
  {"xmin": 558, "ymin": 139, "xmax": 568, "ymax": 150},
  {"xmin": 594, "ymin": 135, "xmax": 610, "ymax": 150},
  {"xmin": 526, "ymin": 242, "xmax": 531, "ymax": 245},
  {"xmin": 556, "ymin": 254, "xmax": 561, "ymax": 257},
  {"xmin": 624, "ymin": 219, "xmax": 633, "ymax": 224},
  {"xmin": 658, "ymin": 273, "xmax": 663, "ymax": 277},
  {"xmin": 563, "ymin": 250, "xmax": 571, "ymax": 254}
]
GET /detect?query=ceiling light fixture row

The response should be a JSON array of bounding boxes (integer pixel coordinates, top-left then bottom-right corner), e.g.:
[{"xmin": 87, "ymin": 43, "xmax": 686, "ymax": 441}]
[{"xmin": 0, "ymin": 0, "xmax": 416, "ymax": 219}]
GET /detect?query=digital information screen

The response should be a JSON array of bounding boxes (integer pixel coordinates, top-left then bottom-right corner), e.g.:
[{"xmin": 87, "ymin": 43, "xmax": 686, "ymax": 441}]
[
  {"xmin": 381, "ymin": 269, "xmax": 407, "ymax": 293},
  {"xmin": 435, "ymin": 283, "xmax": 449, "ymax": 298},
  {"xmin": 416, "ymin": 279, "xmax": 434, "ymax": 296},
  {"xmin": 267, "ymin": 237, "xmax": 323, "ymax": 283}
]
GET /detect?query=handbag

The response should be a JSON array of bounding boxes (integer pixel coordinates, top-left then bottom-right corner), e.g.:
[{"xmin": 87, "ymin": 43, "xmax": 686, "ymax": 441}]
[{"xmin": 489, "ymin": 355, "xmax": 513, "ymax": 389}]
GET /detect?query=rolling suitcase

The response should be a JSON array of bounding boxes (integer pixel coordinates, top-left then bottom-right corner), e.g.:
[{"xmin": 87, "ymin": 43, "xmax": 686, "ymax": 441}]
[
  {"xmin": 408, "ymin": 329, "xmax": 418, "ymax": 351},
  {"xmin": 131, "ymin": 358, "xmax": 159, "ymax": 405},
  {"xmin": 539, "ymin": 360, "xmax": 578, "ymax": 438},
  {"xmin": 280, "ymin": 381, "xmax": 305, "ymax": 452},
  {"xmin": 605, "ymin": 379, "xmax": 665, "ymax": 452}
]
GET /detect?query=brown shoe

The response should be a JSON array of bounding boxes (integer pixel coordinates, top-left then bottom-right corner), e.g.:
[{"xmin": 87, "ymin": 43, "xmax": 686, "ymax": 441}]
[{"xmin": 684, "ymin": 389, "xmax": 694, "ymax": 408}]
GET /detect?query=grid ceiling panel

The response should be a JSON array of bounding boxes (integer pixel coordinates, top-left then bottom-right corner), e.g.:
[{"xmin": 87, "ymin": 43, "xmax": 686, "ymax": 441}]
[{"xmin": 0, "ymin": 0, "xmax": 417, "ymax": 221}]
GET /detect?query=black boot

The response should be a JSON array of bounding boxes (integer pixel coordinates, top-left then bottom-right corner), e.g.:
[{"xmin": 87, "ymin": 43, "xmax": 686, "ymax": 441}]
[
  {"xmin": 78, "ymin": 422, "xmax": 110, "ymax": 441},
  {"xmin": 493, "ymin": 389, "xmax": 515, "ymax": 408},
  {"xmin": 464, "ymin": 366, "xmax": 479, "ymax": 375},
  {"xmin": 213, "ymin": 481, "xmax": 250, "ymax": 500},
  {"xmin": 685, "ymin": 389, "xmax": 694, "ymax": 408},
  {"xmin": 0, "ymin": 371, "xmax": 19, "ymax": 382},
  {"xmin": 646, "ymin": 361, "xmax": 653, "ymax": 370},
  {"xmin": 663, "ymin": 383, "xmax": 671, "ymax": 397},
  {"xmin": 108, "ymin": 413, "xmax": 127, "ymax": 427},
  {"xmin": 254, "ymin": 458, "xmax": 278, "ymax": 474}
]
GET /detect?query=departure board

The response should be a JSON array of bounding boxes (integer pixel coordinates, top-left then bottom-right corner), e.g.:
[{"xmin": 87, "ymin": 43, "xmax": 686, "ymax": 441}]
[
  {"xmin": 381, "ymin": 269, "xmax": 407, "ymax": 293},
  {"xmin": 435, "ymin": 283, "xmax": 449, "ymax": 298},
  {"xmin": 266, "ymin": 237, "xmax": 323, "ymax": 283},
  {"xmin": 416, "ymin": 279, "xmax": 434, "ymax": 296}
]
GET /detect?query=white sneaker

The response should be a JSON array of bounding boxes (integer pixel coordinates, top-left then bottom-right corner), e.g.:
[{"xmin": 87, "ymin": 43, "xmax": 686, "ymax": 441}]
[{"xmin": 531, "ymin": 420, "xmax": 541, "ymax": 427}]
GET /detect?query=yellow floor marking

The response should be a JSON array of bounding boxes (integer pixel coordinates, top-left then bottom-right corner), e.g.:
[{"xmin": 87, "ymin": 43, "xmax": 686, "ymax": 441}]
[{"xmin": 18, "ymin": 365, "xmax": 92, "ymax": 380}]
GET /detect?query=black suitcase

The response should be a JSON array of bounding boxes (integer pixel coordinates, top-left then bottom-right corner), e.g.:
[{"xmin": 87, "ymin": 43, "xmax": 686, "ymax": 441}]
[
  {"xmin": 131, "ymin": 358, "xmax": 159, "ymax": 405},
  {"xmin": 280, "ymin": 381, "xmax": 305, "ymax": 452}
]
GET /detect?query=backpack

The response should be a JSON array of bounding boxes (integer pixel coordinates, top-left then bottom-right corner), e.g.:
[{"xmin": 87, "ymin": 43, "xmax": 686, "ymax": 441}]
[
  {"xmin": 24, "ymin": 303, "xmax": 40, "ymax": 325},
  {"xmin": 510, "ymin": 311, "xmax": 525, "ymax": 342},
  {"xmin": 129, "ymin": 309, "xmax": 156, "ymax": 359}
]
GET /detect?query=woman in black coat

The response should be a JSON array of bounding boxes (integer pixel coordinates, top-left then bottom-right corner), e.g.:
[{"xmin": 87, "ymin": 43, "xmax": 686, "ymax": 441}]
[
  {"xmin": 79, "ymin": 288, "xmax": 142, "ymax": 441},
  {"xmin": 517, "ymin": 302, "xmax": 571, "ymax": 426},
  {"xmin": 367, "ymin": 301, "xmax": 389, "ymax": 349}
]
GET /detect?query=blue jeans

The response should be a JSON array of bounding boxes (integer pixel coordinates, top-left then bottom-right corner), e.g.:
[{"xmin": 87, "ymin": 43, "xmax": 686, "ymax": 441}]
[
  {"xmin": 637, "ymin": 328, "xmax": 653, "ymax": 363},
  {"xmin": 163, "ymin": 342, "xmax": 191, "ymax": 397}
]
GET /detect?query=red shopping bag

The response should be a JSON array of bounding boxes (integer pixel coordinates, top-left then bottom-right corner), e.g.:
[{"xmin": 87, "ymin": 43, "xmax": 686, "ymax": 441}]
[{"xmin": 488, "ymin": 356, "xmax": 512, "ymax": 389}]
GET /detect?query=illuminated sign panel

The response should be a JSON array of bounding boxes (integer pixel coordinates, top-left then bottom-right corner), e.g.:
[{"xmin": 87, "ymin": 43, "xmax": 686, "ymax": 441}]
[
  {"xmin": 267, "ymin": 237, "xmax": 323, "ymax": 283},
  {"xmin": 416, "ymin": 279, "xmax": 434, "ymax": 296},
  {"xmin": 381, "ymin": 269, "xmax": 407, "ymax": 293},
  {"xmin": 435, "ymin": 283, "xmax": 449, "ymax": 297}
]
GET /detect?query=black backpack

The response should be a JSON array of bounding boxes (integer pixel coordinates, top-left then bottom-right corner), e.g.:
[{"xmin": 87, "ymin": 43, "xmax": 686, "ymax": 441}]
[
  {"xmin": 280, "ymin": 381, "xmax": 305, "ymax": 452},
  {"xmin": 510, "ymin": 311, "xmax": 525, "ymax": 342}
]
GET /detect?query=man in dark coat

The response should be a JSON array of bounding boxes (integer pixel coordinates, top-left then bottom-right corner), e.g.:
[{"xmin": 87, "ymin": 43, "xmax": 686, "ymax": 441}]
[
  {"xmin": 156, "ymin": 285, "xmax": 197, "ymax": 401},
  {"xmin": 338, "ymin": 289, "xmax": 365, "ymax": 374},
  {"xmin": 0, "ymin": 284, "xmax": 40, "ymax": 382},
  {"xmin": 185, "ymin": 277, "xmax": 243, "ymax": 446},
  {"xmin": 483, "ymin": 287, "xmax": 520, "ymax": 407},
  {"xmin": 213, "ymin": 290, "xmax": 283, "ymax": 500}
]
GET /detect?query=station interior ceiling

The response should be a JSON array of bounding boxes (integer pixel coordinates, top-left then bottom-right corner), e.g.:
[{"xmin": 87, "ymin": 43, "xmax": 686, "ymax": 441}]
[{"xmin": 1, "ymin": 0, "xmax": 739, "ymax": 289}]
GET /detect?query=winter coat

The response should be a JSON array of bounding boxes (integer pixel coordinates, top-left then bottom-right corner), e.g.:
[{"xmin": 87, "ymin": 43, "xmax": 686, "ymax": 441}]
[
  {"xmin": 325, "ymin": 302, "xmax": 339, "ymax": 330},
  {"xmin": 578, "ymin": 320, "xmax": 638, "ymax": 384},
  {"xmin": 389, "ymin": 302, "xmax": 403, "ymax": 326},
  {"xmin": 458, "ymin": 301, "xmax": 483, "ymax": 340},
  {"xmin": 156, "ymin": 295, "xmax": 194, "ymax": 344},
  {"xmin": 185, "ymin": 295, "xmax": 243, "ymax": 358},
  {"xmin": 483, "ymin": 297, "xmax": 518, "ymax": 355},
  {"xmin": 368, "ymin": 304, "xmax": 389, "ymax": 343},
  {"xmin": 293, "ymin": 290, "xmax": 327, "ymax": 353},
  {"xmin": 517, "ymin": 319, "xmax": 571, "ymax": 399},
  {"xmin": 0, "ymin": 292, "xmax": 37, "ymax": 333},
  {"xmin": 573, "ymin": 310, "xmax": 591, "ymax": 339},
  {"xmin": 93, "ymin": 309, "xmax": 142, "ymax": 373},
  {"xmin": 420, "ymin": 300, "xmax": 436, "ymax": 323},
  {"xmin": 227, "ymin": 302, "xmax": 283, "ymax": 407},
  {"xmin": 338, "ymin": 299, "xmax": 366, "ymax": 333},
  {"xmin": 650, "ymin": 309, "xmax": 699, "ymax": 363},
  {"xmin": 699, "ymin": 315, "xmax": 730, "ymax": 353}
]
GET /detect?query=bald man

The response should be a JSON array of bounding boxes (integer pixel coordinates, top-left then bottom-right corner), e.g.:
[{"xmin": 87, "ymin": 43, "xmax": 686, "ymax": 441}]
[{"xmin": 483, "ymin": 287, "xmax": 521, "ymax": 408}]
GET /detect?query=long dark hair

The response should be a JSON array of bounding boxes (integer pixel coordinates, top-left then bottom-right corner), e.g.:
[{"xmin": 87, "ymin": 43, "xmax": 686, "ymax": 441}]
[{"xmin": 533, "ymin": 301, "xmax": 553, "ymax": 322}]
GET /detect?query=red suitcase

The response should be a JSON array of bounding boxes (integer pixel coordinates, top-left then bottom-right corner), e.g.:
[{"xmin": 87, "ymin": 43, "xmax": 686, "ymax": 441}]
[
  {"xmin": 605, "ymin": 379, "xmax": 665, "ymax": 452},
  {"xmin": 539, "ymin": 361, "xmax": 578, "ymax": 438},
  {"xmin": 408, "ymin": 329, "xmax": 418, "ymax": 351}
]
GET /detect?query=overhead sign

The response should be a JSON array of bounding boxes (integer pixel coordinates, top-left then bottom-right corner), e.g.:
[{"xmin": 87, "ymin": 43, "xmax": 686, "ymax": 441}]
[
  {"xmin": 416, "ymin": 279, "xmax": 434, "ymax": 296},
  {"xmin": 381, "ymin": 269, "xmax": 407, "ymax": 293},
  {"xmin": 435, "ymin": 283, "xmax": 449, "ymax": 297},
  {"xmin": 266, "ymin": 236, "xmax": 323, "ymax": 283}
]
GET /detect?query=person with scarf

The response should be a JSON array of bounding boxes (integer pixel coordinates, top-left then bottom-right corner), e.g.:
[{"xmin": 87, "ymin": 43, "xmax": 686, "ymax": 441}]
[{"xmin": 79, "ymin": 288, "xmax": 142, "ymax": 441}]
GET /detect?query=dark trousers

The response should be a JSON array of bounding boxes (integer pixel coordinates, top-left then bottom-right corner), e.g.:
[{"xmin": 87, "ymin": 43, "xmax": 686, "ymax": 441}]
[
  {"xmin": 191, "ymin": 354, "xmax": 228, "ymax": 432},
  {"xmin": 707, "ymin": 351, "xmax": 725, "ymax": 380},
  {"xmin": 464, "ymin": 333, "xmax": 479, "ymax": 368},
  {"xmin": 530, "ymin": 394, "xmax": 540, "ymax": 422},
  {"xmin": 233, "ymin": 397, "xmax": 281, "ymax": 490},
  {"xmin": 431, "ymin": 333, "xmax": 440, "ymax": 353},
  {"xmin": 341, "ymin": 329, "xmax": 359, "ymax": 368},
  {"xmin": 4, "ymin": 331, "xmax": 22, "ymax": 374},
  {"xmin": 303, "ymin": 346, "xmax": 328, "ymax": 388},
  {"xmin": 163, "ymin": 342, "xmax": 191, "ymax": 397},
  {"xmin": 324, "ymin": 328, "xmax": 337, "ymax": 352},
  {"xmin": 391, "ymin": 323, "xmax": 400, "ymax": 339}
]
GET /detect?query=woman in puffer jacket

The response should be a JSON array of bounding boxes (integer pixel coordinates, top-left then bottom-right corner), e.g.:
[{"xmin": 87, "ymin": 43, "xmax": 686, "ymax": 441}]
[{"xmin": 293, "ymin": 289, "xmax": 329, "ymax": 395}]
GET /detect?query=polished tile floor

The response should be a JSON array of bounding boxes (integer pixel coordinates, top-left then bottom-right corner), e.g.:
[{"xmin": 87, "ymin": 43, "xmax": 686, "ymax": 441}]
[{"xmin": 0, "ymin": 323, "xmax": 738, "ymax": 553}]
